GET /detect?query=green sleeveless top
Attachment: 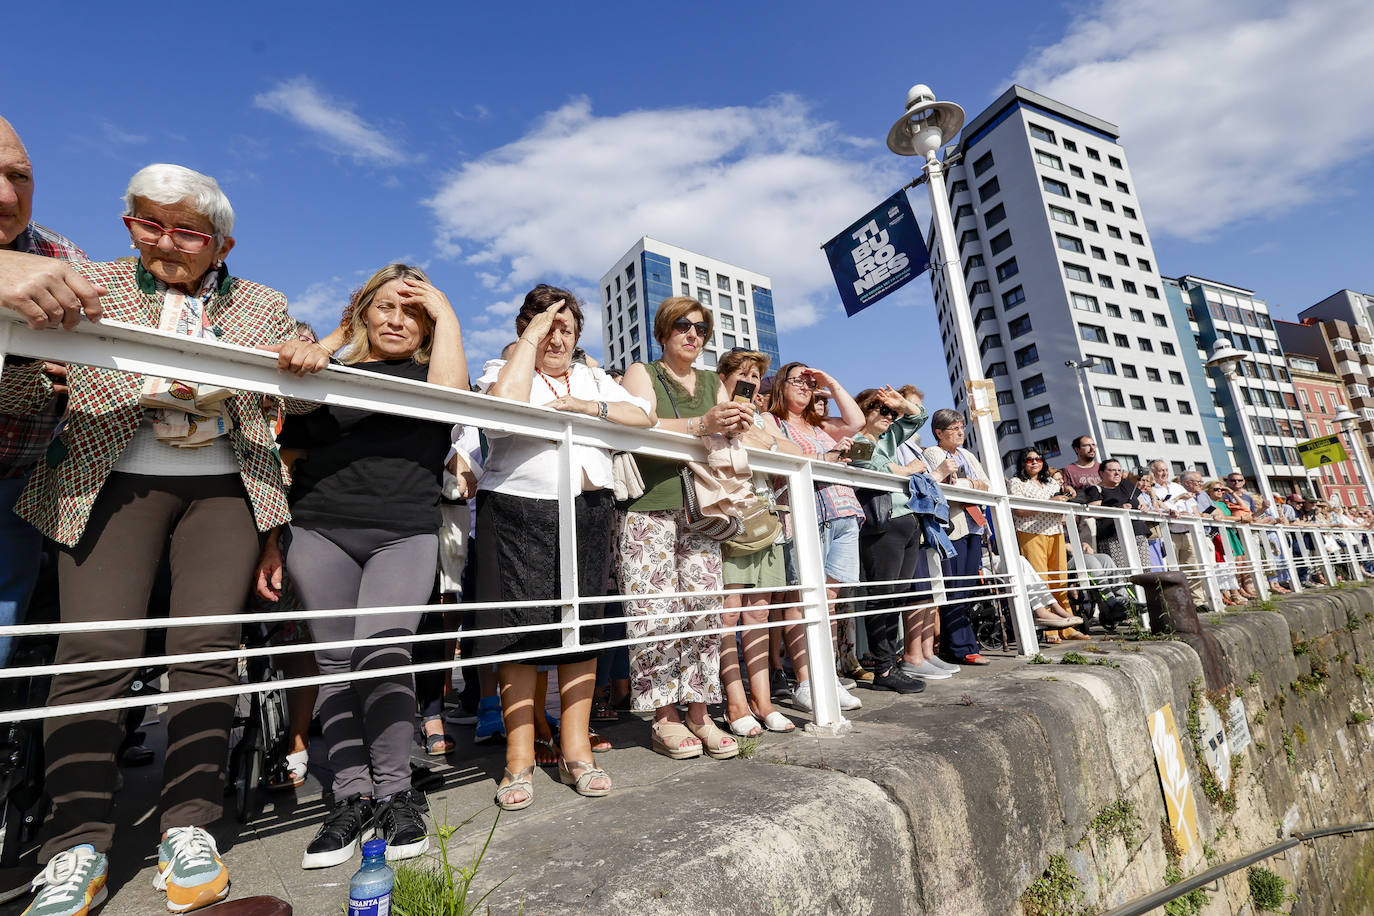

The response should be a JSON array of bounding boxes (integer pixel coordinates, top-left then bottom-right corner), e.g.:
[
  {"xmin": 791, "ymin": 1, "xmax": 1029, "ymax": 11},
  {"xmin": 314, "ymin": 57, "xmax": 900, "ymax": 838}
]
[{"xmin": 625, "ymin": 362, "xmax": 721, "ymax": 513}]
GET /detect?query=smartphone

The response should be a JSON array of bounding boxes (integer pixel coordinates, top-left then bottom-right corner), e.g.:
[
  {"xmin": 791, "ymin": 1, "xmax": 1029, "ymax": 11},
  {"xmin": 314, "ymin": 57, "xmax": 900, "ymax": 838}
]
[
  {"xmin": 732, "ymin": 379, "xmax": 757, "ymax": 404},
  {"xmin": 1201, "ymin": 504, "xmax": 1217, "ymax": 515},
  {"xmin": 843, "ymin": 440, "xmax": 876, "ymax": 462}
]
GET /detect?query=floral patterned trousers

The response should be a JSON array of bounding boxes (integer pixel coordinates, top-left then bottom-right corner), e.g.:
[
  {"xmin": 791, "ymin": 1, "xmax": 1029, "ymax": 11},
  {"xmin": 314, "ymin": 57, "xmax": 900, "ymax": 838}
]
[{"xmin": 620, "ymin": 509, "xmax": 723, "ymax": 710}]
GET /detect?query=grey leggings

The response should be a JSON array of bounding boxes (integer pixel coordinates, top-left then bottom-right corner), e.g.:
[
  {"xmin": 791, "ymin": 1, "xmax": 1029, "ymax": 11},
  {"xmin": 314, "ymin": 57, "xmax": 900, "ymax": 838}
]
[{"xmin": 284, "ymin": 525, "xmax": 437, "ymax": 798}]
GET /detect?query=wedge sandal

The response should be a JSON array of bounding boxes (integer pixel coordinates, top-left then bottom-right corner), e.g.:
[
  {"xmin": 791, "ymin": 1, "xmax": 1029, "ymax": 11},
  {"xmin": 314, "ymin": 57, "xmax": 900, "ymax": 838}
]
[
  {"xmin": 495, "ymin": 765, "xmax": 536, "ymax": 811},
  {"xmin": 559, "ymin": 758, "xmax": 612, "ymax": 797},
  {"xmin": 684, "ymin": 716, "xmax": 739, "ymax": 760},
  {"xmin": 651, "ymin": 720, "xmax": 703, "ymax": 760}
]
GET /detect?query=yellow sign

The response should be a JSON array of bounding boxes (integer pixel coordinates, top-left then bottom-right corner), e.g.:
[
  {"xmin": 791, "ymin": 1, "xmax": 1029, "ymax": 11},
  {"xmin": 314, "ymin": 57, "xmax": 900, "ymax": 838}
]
[
  {"xmin": 966, "ymin": 379, "xmax": 1000, "ymax": 421},
  {"xmin": 1296, "ymin": 435, "xmax": 1348, "ymax": 470},
  {"xmin": 1149, "ymin": 703, "xmax": 1199, "ymax": 856}
]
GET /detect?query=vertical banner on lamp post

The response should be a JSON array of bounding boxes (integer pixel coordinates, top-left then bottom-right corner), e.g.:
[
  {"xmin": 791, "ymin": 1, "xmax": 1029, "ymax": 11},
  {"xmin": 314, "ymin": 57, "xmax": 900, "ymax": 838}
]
[{"xmin": 823, "ymin": 191, "xmax": 930, "ymax": 317}]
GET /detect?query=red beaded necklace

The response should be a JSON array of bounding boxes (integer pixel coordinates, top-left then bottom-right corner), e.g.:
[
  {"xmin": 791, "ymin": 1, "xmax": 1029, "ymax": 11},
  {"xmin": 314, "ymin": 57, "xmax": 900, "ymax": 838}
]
[{"xmin": 536, "ymin": 367, "xmax": 570, "ymax": 398}]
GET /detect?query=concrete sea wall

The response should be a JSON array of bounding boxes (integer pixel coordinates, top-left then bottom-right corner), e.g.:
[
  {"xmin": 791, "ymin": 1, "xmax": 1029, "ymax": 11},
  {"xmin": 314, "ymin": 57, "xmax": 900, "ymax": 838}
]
[{"xmin": 472, "ymin": 586, "xmax": 1374, "ymax": 915}]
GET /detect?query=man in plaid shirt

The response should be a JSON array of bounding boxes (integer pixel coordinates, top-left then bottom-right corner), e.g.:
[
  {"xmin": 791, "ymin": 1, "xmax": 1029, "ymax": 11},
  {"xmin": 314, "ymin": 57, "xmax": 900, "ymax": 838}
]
[{"xmin": 0, "ymin": 117, "xmax": 86, "ymax": 669}]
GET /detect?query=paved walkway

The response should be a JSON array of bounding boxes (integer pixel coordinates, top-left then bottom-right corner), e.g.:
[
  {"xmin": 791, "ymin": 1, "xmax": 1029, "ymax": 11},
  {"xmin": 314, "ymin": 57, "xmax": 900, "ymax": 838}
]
[{"xmin": 0, "ymin": 648, "xmax": 1032, "ymax": 915}]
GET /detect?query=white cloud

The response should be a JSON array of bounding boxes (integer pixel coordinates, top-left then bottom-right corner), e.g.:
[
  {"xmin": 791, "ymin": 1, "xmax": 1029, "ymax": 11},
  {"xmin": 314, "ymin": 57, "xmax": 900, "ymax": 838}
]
[
  {"xmin": 254, "ymin": 77, "xmax": 410, "ymax": 165},
  {"xmin": 100, "ymin": 121, "xmax": 146, "ymax": 146},
  {"xmin": 424, "ymin": 95, "xmax": 902, "ymax": 331},
  {"xmin": 1012, "ymin": 0, "xmax": 1374, "ymax": 240},
  {"xmin": 288, "ymin": 277, "xmax": 351, "ymax": 332}
]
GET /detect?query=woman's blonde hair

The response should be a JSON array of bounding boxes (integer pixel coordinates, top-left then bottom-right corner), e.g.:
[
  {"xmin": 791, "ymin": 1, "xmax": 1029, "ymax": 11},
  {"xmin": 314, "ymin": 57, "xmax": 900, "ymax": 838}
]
[
  {"xmin": 652, "ymin": 296, "xmax": 714, "ymax": 346},
  {"xmin": 336, "ymin": 263, "xmax": 435, "ymax": 366}
]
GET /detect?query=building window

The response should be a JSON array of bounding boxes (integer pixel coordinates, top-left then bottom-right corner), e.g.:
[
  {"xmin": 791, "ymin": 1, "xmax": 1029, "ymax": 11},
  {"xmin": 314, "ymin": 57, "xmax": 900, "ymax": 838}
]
[
  {"xmin": 1069, "ymin": 164, "xmax": 1084, "ymax": 178},
  {"xmin": 630, "ymin": 326, "xmax": 640, "ymax": 343},
  {"xmin": 737, "ymin": 280, "xmax": 745, "ymax": 295},
  {"xmin": 1123, "ymin": 365, "xmax": 1139, "ymax": 379},
  {"xmin": 1090, "ymin": 358, "xmax": 1117, "ymax": 375},
  {"xmin": 1062, "ymin": 138, "xmax": 1078, "ymax": 152},
  {"xmin": 1042, "ymin": 177, "xmax": 1070, "ymax": 198},
  {"xmin": 970, "ymin": 280, "xmax": 991, "ymax": 296},
  {"xmin": 1056, "ymin": 234, "xmax": 1085, "ymax": 254},
  {"xmin": 716, "ymin": 273, "xmax": 729, "ymax": 291},
  {"xmin": 1103, "ymin": 420, "xmax": 1133, "ymax": 439},
  {"xmin": 997, "ymin": 389, "xmax": 1016, "ymax": 406},
  {"xmin": 680, "ymin": 282, "xmax": 690, "ymax": 296},
  {"xmin": 721, "ymin": 313, "xmax": 735, "ymax": 331},
  {"xmin": 1139, "ymin": 428, "xmax": 1156, "ymax": 443},
  {"xmin": 1096, "ymin": 388, "xmax": 1124, "ymax": 407},
  {"xmin": 972, "ymin": 151, "xmax": 995, "ymax": 176},
  {"xmin": 1129, "ymin": 308, "xmax": 1145, "ymax": 322},
  {"xmin": 1093, "ymin": 172, "xmax": 1107, "ymax": 187},
  {"xmin": 1129, "ymin": 394, "xmax": 1146, "ymax": 409},
  {"xmin": 1120, "ymin": 279, "xmax": 1137, "ymax": 295},
  {"xmin": 1146, "ymin": 367, "xmax": 1161, "ymax": 382},
  {"xmin": 1034, "ymin": 436, "xmax": 1062, "ymax": 459},
  {"xmin": 1091, "ymin": 246, "xmax": 1106, "ymax": 261},
  {"xmin": 949, "ymin": 179, "xmax": 969, "ymax": 197},
  {"xmin": 1107, "ymin": 225, "xmax": 1122, "ymax": 239},
  {"xmin": 964, "ymin": 254, "xmax": 985, "ymax": 275},
  {"xmin": 1122, "ymin": 205, "xmax": 1137, "ymax": 220},
  {"xmin": 984, "ymin": 204, "xmax": 1007, "ymax": 228},
  {"xmin": 1153, "ymin": 312, "xmax": 1167, "ymax": 327},
  {"xmin": 1075, "ymin": 191, "xmax": 1092, "ymax": 205},
  {"xmin": 1009, "ymin": 314, "xmax": 1033, "ymax": 338},
  {"xmin": 995, "ymin": 258, "xmax": 1019, "ymax": 281},
  {"xmin": 978, "ymin": 177, "xmax": 1000, "ymax": 202},
  {"xmin": 1114, "ymin": 252, "xmax": 1129, "ymax": 266},
  {"xmin": 1106, "ymin": 303, "xmax": 1121, "ymax": 318},
  {"xmin": 1100, "ymin": 199, "xmax": 1115, "ymax": 213},
  {"xmin": 1029, "ymin": 405, "xmax": 1054, "ymax": 428},
  {"xmin": 697, "ymin": 287, "xmax": 712, "ymax": 305},
  {"xmin": 1083, "ymin": 218, "xmax": 1099, "ymax": 232},
  {"xmin": 1099, "ymin": 274, "xmax": 1115, "ymax": 289},
  {"xmin": 1080, "ymin": 324, "xmax": 1108, "ymax": 343},
  {"xmin": 1178, "ymin": 401, "xmax": 1193, "ymax": 414},
  {"xmin": 1002, "ymin": 286, "xmax": 1026, "ymax": 309},
  {"xmin": 1137, "ymin": 338, "xmax": 1154, "ymax": 352},
  {"xmin": 990, "ymin": 230, "xmax": 1013, "ymax": 255},
  {"xmin": 1048, "ymin": 206, "xmax": 1077, "ymax": 226},
  {"xmin": 1109, "ymin": 155, "xmax": 1123, "ymax": 168},
  {"xmin": 679, "ymin": 263, "xmax": 688, "ymax": 278},
  {"xmin": 1015, "ymin": 344, "xmax": 1039, "ymax": 368},
  {"xmin": 1153, "ymin": 397, "xmax": 1169, "ymax": 412},
  {"xmin": 719, "ymin": 294, "xmax": 732, "ymax": 311},
  {"xmin": 1113, "ymin": 332, "xmax": 1129, "ymax": 347},
  {"xmin": 1163, "ymin": 429, "xmax": 1178, "ymax": 444},
  {"xmin": 1144, "ymin": 285, "xmax": 1160, "ymax": 299},
  {"xmin": 959, "ymin": 229, "xmax": 979, "ymax": 249},
  {"xmin": 695, "ymin": 267, "xmax": 709, "ymax": 284},
  {"xmin": 1029, "ymin": 123, "xmax": 1056, "ymax": 143},
  {"xmin": 1064, "ymin": 263, "xmax": 1092, "ymax": 282},
  {"xmin": 1071, "ymin": 293, "xmax": 1100, "ymax": 313},
  {"xmin": 1186, "ymin": 431, "xmax": 1201, "ymax": 445},
  {"xmin": 1035, "ymin": 149, "xmax": 1064, "ymax": 170},
  {"xmin": 1022, "ymin": 374, "xmax": 1047, "ymax": 398},
  {"xmin": 625, "ymin": 282, "xmax": 636, "ymax": 302},
  {"xmin": 975, "ymin": 306, "xmax": 996, "ymax": 328},
  {"xmin": 986, "ymin": 362, "xmax": 1008, "ymax": 377},
  {"xmin": 1161, "ymin": 342, "xmax": 1175, "ymax": 356},
  {"xmin": 955, "ymin": 203, "xmax": 975, "ymax": 224}
]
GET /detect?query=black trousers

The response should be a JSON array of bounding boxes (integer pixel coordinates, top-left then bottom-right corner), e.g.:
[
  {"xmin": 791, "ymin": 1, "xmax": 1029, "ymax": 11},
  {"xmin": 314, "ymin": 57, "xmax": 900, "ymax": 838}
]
[{"xmin": 859, "ymin": 514, "xmax": 921, "ymax": 675}]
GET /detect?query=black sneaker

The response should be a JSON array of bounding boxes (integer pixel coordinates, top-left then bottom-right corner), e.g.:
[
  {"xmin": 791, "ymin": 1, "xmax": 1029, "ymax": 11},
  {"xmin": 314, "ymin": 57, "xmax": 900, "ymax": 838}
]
[
  {"xmin": 872, "ymin": 670, "xmax": 926, "ymax": 695},
  {"xmin": 301, "ymin": 794, "xmax": 374, "ymax": 869},
  {"xmin": 770, "ymin": 668, "xmax": 791, "ymax": 699},
  {"xmin": 376, "ymin": 788, "xmax": 430, "ymax": 861}
]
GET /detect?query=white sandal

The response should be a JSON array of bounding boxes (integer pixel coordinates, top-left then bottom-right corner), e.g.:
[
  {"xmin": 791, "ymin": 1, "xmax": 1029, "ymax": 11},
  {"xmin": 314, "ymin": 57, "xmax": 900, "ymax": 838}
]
[
  {"xmin": 757, "ymin": 711, "xmax": 795, "ymax": 733},
  {"xmin": 729, "ymin": 715, "xmax": 762, "ymax": 738}
]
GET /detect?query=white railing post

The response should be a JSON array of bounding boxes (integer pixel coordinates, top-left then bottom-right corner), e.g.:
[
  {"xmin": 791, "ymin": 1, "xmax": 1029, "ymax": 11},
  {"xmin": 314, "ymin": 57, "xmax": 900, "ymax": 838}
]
[
  {"xmin": 987, "ymin": 492, "xmax": 1037, "ymax": 656},
  {"xmin": 557, "ymin": 422, "xmax": 581, "ymax": 650},
  {"xmin": 1238, "ymin": 525, "xmax": 1270, "ymax": 602},
  {"xmin": 787, "ymin": 460, "xmax": 846, "ymax": 734},
  {"xmin": 1313, "ymin": 527, "xmax": 1338, "ymax": 585},
  {"xmin": 1187, "ymin": 518, "xmax": 1225, "ymax": 611}
]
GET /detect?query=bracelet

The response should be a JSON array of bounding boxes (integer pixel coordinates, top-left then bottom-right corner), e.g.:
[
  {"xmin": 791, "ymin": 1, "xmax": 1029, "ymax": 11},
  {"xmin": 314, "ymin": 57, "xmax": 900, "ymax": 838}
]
[{"xmin": 597, "ymin": 401, "xmax": 608, "ymax": 421}]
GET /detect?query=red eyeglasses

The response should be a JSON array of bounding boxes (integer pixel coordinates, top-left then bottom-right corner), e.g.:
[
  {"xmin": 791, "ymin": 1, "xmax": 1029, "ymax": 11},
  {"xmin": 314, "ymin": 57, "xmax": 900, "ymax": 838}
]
[{"xmin": 122, "ymin": 216, "xmax": 215, "ymax": 254}]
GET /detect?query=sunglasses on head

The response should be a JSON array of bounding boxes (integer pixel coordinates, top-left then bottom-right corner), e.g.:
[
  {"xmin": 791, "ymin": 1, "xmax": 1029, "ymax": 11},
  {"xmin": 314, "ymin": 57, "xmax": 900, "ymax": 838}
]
[{"xmin": 671, "ymin": 317, "xmax": 710, "ymax": 338}]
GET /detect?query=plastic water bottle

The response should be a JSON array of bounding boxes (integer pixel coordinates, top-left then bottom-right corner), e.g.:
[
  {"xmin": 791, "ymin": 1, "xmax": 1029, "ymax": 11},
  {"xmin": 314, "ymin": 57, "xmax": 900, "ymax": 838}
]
[{"xmin": 348, "ymin": 838, "xmax": 394, "ymax": 916}]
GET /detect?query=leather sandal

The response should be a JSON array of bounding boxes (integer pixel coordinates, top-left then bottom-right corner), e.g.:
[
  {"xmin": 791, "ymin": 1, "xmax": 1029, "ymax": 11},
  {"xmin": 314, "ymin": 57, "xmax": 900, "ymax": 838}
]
[
  {"xmin": 559, "ymin": 758, "xmax": 612, "ymax": 797},
  {"xmin": 495, "ymin": 765, "xmax": 536, "ymax": 811},
  {"xmin": 534, "ymin": 737, "xmax": 559, "ymax": 767},
  {"xmin": 588, "ymin": 729, "xmax": 612, "ymax": 754},
  {"xmin": 684, "ymin": 716, "xmax": 740, "ymax": 760},
  {"xmin": 651, "ymin": 720, "xmax": 703, "ymax": 760}
]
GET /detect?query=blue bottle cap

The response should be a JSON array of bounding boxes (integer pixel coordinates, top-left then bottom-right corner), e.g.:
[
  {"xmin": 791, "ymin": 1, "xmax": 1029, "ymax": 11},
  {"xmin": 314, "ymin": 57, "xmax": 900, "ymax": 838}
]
[{"xmin": 362, "ymin": 838, "xmax": 387, "ymax": 858}]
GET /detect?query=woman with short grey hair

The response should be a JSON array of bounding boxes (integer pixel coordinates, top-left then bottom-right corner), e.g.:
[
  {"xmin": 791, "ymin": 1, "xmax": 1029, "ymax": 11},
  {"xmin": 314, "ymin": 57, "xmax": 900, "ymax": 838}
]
[{"xmin": 1, "ymin": 163, "xmax": 330, "ymax": 914}]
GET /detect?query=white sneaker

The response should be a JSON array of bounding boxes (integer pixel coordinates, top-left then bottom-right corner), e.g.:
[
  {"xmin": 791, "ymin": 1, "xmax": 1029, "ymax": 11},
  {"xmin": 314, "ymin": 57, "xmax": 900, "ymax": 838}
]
[
  {"xmin": 836, "ymin": 680, "xmax": 863, "ymax": 711},
  {"xmin": 790, "ymin": 680, "xmax": 813, "ymax": 712}
]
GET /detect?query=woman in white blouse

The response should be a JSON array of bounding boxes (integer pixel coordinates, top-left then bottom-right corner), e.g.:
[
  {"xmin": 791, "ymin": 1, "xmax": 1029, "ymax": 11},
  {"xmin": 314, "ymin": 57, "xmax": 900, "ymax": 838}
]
[{"xmin": 474, "ymin": 286, "xmax": 652, "ymax": 810}]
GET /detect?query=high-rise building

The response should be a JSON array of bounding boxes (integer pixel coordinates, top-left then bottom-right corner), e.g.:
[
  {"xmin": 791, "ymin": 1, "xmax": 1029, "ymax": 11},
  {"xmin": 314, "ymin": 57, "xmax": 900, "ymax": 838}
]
[
  {"xmin": 928, "ymin": 86, "xmax": 1213, "ymax": 475},
  {"xmin": 1284, "ymin": 354, "xmax": 1368, "ymax": 506},
  {"xmin": 598, "ymin": 237, "xmax": 780, "ymax": 371},
  {"xmin": 1279, "ymin": 289, "xmax": 1374, "ymax": 453},
  {"xmin": 1164, "ymin": 275, "xmax": 1308, "ymax": 496}
]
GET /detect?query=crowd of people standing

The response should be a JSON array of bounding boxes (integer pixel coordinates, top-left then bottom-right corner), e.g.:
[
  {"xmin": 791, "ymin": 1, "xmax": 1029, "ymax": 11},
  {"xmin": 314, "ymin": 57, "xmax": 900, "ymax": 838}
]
[{"xmin": 2, "ymin": 129, "xmax": 1372, "ymax": 915}]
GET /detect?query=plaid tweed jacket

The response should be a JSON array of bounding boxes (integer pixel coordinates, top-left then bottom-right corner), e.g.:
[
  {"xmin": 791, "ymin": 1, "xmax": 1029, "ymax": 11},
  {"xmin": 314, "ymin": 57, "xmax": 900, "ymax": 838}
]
[{"xmin": 0, "ymin": 258, "xmax": 307, "ymax": 547}]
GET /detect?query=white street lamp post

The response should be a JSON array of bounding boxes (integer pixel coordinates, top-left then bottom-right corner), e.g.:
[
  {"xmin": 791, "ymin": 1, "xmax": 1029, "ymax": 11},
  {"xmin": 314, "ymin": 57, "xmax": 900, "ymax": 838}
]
[
  {"xmin": 1333, "ymin": 407, "xmax": 1374, "ymax": 507},
  {"xmin": 1066, "ymin": 358, "xmax": 1106, "ymax": 457},
  {"xmin": 887, "ymin": 84, "xmax": 1037, "ymax": 654},
  {"xmin": 1206, "ymin": 338, "xmax": 1275, "ymax": 505}
]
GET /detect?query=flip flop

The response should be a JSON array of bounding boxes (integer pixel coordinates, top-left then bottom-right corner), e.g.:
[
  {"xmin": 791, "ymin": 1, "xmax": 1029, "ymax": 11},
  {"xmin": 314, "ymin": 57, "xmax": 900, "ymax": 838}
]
[{"xmin": 729, "ymin": 715, "xmax": 762, "ymax": 738}]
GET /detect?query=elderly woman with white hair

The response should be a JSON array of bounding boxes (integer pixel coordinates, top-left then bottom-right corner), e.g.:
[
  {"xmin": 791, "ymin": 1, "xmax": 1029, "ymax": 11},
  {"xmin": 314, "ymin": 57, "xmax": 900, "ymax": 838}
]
[{"xmin": 0, "ymin": 164, "xmax": 329, "ymax": 914}]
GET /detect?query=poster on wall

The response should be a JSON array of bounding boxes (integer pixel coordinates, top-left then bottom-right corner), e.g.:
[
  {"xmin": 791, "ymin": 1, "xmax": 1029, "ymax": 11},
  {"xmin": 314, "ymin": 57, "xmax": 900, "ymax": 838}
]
[{"xmin": 1148, "ymin": 703, "xmax": 1199, "ymax": 856}]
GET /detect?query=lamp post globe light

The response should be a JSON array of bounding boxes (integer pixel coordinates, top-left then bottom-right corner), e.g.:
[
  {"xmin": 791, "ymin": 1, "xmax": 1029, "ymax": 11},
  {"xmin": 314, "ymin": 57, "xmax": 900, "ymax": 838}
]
[
  {"xmin": 887, "ymin": 84, "xmax": 1037, "ymax": 653},
  {"xmin": 1333, "ymin": 407, "xmax": 1374, "ymax": 507},
  {"xmin": 1065, "ymin": 358, "xmax": 1106, "ymax": 458},
  {"xmin": 1205, "ymin": 338, "xmax": 1275, "ymax": 504}
]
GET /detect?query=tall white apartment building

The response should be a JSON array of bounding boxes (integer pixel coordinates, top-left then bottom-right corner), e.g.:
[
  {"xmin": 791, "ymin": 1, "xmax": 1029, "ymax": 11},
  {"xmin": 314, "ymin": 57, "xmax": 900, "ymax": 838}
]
[
  {"xmin": 599, "ymin": 237, "xmax": 780, "ymax": 371},
  {"xmin": 929, "ymin": 86, "xmax": 1214, "ymax": 476}
]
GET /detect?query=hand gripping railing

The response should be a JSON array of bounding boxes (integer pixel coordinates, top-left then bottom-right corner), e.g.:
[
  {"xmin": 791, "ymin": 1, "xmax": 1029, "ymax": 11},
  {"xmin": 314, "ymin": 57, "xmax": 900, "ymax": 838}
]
[{"xmin": 2, "ymin": 312, "xmax": 1372, "ymax": 735}]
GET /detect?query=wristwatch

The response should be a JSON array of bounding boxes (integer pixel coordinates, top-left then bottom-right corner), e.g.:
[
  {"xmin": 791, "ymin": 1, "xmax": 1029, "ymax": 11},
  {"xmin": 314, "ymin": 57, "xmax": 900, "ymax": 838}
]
[{"xmin": 597, "ymin": 401, "xmax": 609, "ymax": 421}]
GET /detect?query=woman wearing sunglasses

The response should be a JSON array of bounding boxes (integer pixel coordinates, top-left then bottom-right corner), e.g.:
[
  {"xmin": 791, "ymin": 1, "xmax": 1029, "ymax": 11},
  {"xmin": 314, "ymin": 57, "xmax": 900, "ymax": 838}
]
[
  {"xmin": 848, "ymin": 387, "xmax": 946, "ymax": 691},
  {"xmin": 1, "ymin": 163, "xmax": 331, "ymax": 913},
  {"xmin": 1008, "ymin": 449, "xmax": 1088, "ymax": 641},
  {"xmin": 618, "ymin": 297, "xmax": 751, "ymax": 760},
  {"xmin": 1203, "ymin": 479, "xmax": 1249, "ymax": 604}
]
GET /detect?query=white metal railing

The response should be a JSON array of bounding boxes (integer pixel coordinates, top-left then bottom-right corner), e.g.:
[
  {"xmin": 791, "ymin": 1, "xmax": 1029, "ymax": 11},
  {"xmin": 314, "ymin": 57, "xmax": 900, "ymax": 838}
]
[{"xmin": 1, "ymin": 312, "xmax": 1371, "ymax": 735}]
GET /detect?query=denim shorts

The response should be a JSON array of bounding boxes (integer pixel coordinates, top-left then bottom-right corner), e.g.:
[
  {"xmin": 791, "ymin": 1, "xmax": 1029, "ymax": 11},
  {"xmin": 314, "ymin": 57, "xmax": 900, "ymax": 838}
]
[{"xmin": 819, "ymin": 516, "xmax": 861, "ymax": 583}]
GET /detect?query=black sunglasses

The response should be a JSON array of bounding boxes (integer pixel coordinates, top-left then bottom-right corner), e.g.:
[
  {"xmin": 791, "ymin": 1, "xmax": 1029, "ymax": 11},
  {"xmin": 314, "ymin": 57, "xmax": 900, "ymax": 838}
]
[
  {"xmin": 873, "ymin": 405, "xmax": 898, "ymax": 419},
  {"xmin": 672, "ymin": 317, "xmax": 710, "ymax": 338}
]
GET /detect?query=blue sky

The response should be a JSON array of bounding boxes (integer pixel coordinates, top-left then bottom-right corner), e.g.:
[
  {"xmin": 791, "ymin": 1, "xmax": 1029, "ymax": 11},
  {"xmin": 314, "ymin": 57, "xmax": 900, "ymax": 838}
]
[{"xmin": 7, "ymin": 0, "xmax": 1374, "ymax": 408}]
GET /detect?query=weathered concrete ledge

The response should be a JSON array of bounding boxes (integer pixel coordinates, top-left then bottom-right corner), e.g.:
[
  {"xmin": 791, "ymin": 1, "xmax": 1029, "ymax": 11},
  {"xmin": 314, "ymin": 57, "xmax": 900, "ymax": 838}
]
[{"xmin": 466, "ymin": 587, "xmax": 1374, "ymax": 915}]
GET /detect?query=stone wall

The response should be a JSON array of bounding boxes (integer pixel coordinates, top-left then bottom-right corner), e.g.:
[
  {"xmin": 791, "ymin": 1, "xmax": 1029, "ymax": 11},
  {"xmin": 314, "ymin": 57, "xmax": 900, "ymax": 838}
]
[{"xmin": 475, "ymin": 586, "xmax": 1374, "ymax": 914}]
